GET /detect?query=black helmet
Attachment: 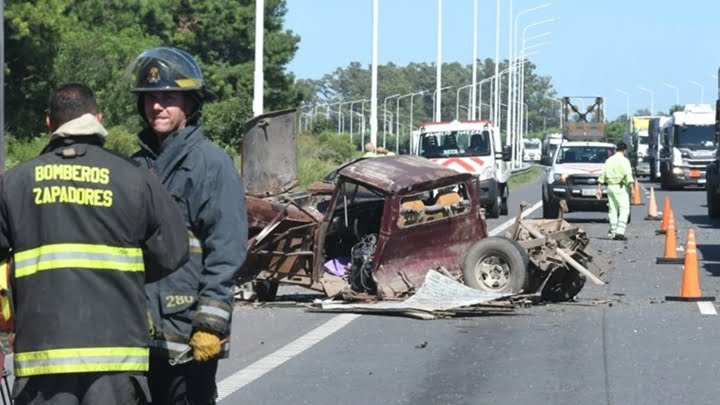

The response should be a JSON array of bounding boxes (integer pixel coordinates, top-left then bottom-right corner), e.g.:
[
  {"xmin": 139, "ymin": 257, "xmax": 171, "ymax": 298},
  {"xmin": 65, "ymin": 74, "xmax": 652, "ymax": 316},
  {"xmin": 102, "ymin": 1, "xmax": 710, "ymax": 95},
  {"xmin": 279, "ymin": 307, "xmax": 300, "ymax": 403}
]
[{"xmin": 127, "ymin": 47, "xmax": 216, "ymax": 101}]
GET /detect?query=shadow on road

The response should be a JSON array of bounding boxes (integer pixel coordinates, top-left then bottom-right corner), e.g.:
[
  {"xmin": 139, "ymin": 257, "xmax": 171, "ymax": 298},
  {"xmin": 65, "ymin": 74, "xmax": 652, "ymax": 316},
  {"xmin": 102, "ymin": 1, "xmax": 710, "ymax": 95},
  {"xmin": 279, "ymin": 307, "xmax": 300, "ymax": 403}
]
[
  {"xmin": 697, "ymin": 244, "xmax": 720, "ymax": 277},
  {"xmin": 683, "ymin": 215, "xmax": 720, "ymax": 229}
]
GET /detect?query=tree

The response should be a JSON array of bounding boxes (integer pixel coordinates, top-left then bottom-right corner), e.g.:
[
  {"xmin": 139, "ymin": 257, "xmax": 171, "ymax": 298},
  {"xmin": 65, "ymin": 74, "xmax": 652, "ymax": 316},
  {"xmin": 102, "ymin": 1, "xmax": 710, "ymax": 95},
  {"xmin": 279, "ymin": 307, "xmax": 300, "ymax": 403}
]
[{"xmin": 4, "ymin": 0, "xmax": 301, "ymax": 149}]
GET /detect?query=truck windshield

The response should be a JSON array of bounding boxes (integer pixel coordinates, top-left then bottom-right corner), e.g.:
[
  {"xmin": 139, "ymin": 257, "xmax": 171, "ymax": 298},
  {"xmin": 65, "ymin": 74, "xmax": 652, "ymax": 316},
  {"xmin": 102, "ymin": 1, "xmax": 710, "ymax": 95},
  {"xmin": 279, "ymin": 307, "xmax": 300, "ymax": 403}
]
[
  {"xmin": 556, "ymin": 146, "xmax": 615, "ymax": 164},
  {"xmin": 420, "ymin": 130, "xmax": 492, "ymax": 158},
  {"xmin": 673, "ymin": 125, "xmax": 716, "ymax": 148},
  {"xmin": 638, "ymin": 136, "xmax": 649, "ymax": 145},
  {"xmin": 524, "ymin": 141, "xmax": 540, "ymax": 150}
]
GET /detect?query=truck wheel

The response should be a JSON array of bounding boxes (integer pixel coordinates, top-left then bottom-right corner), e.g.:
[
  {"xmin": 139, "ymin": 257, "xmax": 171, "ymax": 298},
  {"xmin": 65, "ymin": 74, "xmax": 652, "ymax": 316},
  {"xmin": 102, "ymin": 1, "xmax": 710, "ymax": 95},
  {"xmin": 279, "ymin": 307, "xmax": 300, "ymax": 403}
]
[
  {"xmin": 486, "ymin": 197, "xmax": 500, "ymax": 218},
  {"xmin": 541, "ymin": 266, "xmax": 587, "ymax": 302},
  {"xmin": 708, "ymin": 184, "xmax": 720, "ymax": 218},
  {"xmin": 499, "ymin": 184, "xmax": 509, "ymax": 215},
  {"xmin": 463, "ymin": 237, "xmax": 529, "ymax": 294},
  {"xmin": 542, "ymin": 199, "xmax": 559, "ymax": 219}
]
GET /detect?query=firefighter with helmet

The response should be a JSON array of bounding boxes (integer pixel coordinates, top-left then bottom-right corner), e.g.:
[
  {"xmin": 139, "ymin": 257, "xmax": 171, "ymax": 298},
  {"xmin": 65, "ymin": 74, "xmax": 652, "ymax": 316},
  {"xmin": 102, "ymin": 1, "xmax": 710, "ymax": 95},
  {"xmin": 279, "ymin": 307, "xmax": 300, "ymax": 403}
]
[
  {"xmin": 0, "ymin": 82, "xmax": 189, "ymax": 403},
  {"xmin": 128, "ymin": 47, "xmax": 248, "ymax": 404}
]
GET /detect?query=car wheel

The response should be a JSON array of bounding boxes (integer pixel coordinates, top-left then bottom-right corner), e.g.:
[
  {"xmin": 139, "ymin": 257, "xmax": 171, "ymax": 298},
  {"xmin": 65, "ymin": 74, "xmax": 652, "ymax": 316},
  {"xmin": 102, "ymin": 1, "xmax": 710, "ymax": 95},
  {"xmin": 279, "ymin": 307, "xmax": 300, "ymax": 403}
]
[
  {"xmin": 463, "ymin": 237, "xmax": 529, "ymax": 294},
  {"xmin": 542, "ymin": 199, "xmax": 559, "ymax": 219},
  {"xmin": 486, "ymin": 197, "xmax": 500, "ymax": 219},
  {"xmin": 708, "ymin": 184, "xmax": 720, "ymax": 218}
]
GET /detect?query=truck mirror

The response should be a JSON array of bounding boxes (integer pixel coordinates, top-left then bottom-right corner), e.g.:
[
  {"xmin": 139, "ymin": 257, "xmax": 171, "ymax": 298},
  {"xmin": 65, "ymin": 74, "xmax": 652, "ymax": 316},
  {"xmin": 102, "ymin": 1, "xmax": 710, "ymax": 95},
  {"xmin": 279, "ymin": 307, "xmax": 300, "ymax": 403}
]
[{"xmin": 502, "ymin": 145, "xmax": 512, "ymax": 161}]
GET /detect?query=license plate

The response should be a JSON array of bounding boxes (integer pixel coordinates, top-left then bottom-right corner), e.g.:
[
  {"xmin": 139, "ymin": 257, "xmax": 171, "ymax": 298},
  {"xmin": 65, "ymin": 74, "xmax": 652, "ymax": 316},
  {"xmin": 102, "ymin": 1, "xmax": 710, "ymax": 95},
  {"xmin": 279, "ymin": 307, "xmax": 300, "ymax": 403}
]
[
  {"xmin": 581, "ymin": 188, "xmax": 596, "ymax": 196},
  {"xmin": 690, "ymin": 169, "xmax": 701, "ymax": 178},
  {"xmin": 699, "ymin": 179, "xmax": 707, "ymax": 184}
]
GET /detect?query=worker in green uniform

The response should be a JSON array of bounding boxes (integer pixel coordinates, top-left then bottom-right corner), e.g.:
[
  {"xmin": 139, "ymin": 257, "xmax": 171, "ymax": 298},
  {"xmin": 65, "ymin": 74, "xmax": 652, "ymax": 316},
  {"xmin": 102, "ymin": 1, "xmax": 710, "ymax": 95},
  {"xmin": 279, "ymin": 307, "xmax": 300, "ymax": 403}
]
[{"xmin": 596, "ymin": 141, "xmax": 634, "ymax": 241}]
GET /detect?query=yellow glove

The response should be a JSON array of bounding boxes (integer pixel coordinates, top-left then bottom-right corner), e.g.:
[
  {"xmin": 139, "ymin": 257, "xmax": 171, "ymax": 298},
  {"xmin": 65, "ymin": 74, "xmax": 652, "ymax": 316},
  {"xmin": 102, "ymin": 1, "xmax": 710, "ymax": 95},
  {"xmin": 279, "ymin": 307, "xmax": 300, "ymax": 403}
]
[{"xmin": 189, "ymin": 331, "xmax": 221, "ymax": 362}]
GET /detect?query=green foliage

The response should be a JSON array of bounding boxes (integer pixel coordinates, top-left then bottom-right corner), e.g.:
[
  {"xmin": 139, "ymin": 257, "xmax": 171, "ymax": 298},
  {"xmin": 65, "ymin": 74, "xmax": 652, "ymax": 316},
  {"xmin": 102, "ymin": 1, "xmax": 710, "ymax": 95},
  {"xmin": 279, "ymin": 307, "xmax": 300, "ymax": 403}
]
[
  {"xmin": 202, "ymin": 97, "xmax": 250, "ymax": 152},
  {"xmin": 104, "ymin": 126, "xmax": 139, "ymax": 157},
  {"xmin": 5, "ymin": 135, "xmax": 48, "ymax": 170},
  {"xmin": 508, "ymin": 167, "xmax": 543, "ymax": 190},
  {"xmin": 316, "ymin": 132, "xmax": 357, "ymax": 163},
  {"xmin": 296, "ymin": 134, "xmax": 351, "ymax": 189},
  {"xmin": 4, "ymin": 0, "xmax": 300, "ymax": 145}
]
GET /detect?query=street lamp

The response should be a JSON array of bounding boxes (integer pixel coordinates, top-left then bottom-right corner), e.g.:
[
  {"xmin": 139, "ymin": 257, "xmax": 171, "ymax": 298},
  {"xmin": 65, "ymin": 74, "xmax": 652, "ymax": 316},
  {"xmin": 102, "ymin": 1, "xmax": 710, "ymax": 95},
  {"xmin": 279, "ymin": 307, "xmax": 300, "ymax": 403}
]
[
  {"xmin": 688, "ymin": 80, "xmax": 704, "ymax": 103},
  {"xmin": 396, "ymin": 92, "xmax": 416, "ymax": 149},
  {"xmin": 663, "ymin": 82, "xmax": 680, "ymax": 106},
  {"xmin": 349, "ymin": 99, "xmax": 368, "ymax": 142},
  {"xmin": 614, "ymin": 89, "xmax": 629, "ymax": 119},
  {"xmin": 637, "ymin": 86, "xmax": 655, "ymax": 115}
]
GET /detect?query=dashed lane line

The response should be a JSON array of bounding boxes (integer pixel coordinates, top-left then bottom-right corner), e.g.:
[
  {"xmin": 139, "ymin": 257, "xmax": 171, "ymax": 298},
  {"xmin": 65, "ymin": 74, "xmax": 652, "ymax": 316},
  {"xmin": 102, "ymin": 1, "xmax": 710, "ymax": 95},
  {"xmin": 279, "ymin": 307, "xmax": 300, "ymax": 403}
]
[
  {"xmin": 488, "ymin": 200, "xmax": 544, "ymax": 236},
  {"xmin": 697, "ymin": 302, "xmax": 717, "ymax": 316}
]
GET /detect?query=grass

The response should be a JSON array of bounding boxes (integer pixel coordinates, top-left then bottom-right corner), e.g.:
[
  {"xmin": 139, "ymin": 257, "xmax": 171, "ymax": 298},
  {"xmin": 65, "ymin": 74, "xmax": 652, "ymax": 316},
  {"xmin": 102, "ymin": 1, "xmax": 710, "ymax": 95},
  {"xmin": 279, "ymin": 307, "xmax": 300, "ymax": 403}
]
[{"xmin": 508, "ymin": 166, "xmax": 544, "ymax": 190}]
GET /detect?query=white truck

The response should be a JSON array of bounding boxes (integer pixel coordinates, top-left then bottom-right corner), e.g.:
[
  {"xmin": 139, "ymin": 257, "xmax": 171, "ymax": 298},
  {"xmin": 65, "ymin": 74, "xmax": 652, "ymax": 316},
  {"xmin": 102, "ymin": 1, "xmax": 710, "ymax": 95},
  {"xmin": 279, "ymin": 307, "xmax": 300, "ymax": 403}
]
[
  {"xmin": 523, "ymin": 138, "xmax": 542, "ymax": 162},
  {"xmin": 659, "ymin": 104, "xmax": 717, "ymax": 189},
  {"xmin": 411, "ymin": 120, "xmax": 511, "ymax": 218},
  {"xmin": 623, "ymin": 116, "xmax": 653, "ymax": 177}
]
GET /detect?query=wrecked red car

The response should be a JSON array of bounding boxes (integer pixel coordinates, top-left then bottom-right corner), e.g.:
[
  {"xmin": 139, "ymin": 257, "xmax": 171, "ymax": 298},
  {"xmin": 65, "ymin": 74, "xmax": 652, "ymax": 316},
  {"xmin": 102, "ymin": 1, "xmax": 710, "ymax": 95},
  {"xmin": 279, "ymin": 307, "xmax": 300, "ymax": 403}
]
[{"xmin": 239, "ymin": 110, "xmax": 607, "ymax": 302}]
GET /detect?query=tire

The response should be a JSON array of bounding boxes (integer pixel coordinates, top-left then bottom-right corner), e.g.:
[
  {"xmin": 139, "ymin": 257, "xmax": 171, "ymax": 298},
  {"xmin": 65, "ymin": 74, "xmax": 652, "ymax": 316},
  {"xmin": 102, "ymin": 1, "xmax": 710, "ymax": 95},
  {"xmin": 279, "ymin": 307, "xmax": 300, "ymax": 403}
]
[
  {"xmin": 486, "ymin": 197, "xmax": 500, "ymax": 219},
  {"xmin": 252, "ymin": 280, "xmax": 280, "ymax": 302},
  {"xmin": 708, "ymin": 184, "xmax": 720, "ymax": 218},
  {"xmin": 499, "ymin": 183, "xmax": 509, "ymax": 216},
  {"xmin": 541, "ymin": 267, "xmax": 587, "ymax": 302},
  {"xmin": 542, "ymin": 198, "xmax": 559, "ymax": 219},
  {"xmin": 462, "ymin": 237, "xmax": 529, "ymax": 294}
]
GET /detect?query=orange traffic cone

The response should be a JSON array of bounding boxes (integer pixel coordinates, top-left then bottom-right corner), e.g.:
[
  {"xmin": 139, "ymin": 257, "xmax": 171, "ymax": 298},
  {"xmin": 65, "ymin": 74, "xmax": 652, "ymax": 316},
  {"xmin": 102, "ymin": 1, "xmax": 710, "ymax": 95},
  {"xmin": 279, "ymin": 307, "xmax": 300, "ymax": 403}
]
[
  {"xmin": 631, "ymin": 181, "xmax": 643, "ymax": 205},
  {"xmin": 666, "ymin": 229, "xmax": 715, "ymax": 302},
  {"xmin": 645, "ymin": 187, "xmax": 659, "ymax": 220},
  {"xmin": 657, "ymin": 196, "xmax": 671, "ymax": 234},
  {"xmin": 657, "ymin": 209, "xmax": 684, "ymax": 264}
]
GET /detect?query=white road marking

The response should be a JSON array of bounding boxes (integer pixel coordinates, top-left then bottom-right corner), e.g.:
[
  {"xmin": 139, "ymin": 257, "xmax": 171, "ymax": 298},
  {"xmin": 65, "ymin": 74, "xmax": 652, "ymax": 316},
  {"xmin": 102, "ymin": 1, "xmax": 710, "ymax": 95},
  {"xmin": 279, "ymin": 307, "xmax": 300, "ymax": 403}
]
[
  {"xmin": 488, "ymin": 200, "xmax": 544, "ymax": 237},
  {"xmin": 217, "ymin": 314, "xmax": 361, "ymax": 401},
  {"xmin": 697, "ymin": 301, "xmax": 717, "ymax": 315}
]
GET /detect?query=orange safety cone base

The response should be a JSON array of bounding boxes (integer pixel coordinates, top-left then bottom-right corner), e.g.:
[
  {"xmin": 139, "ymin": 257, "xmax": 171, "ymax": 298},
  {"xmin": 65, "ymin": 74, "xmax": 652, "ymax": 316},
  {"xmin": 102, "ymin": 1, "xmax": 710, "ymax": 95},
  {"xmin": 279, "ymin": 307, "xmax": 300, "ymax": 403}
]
[
  {"xmin": 645, "ymin": 216, "xmax": 661, "ymax": 221},
  {"xmin": 656, "ymin": 257, "xmax": 685, "ymax": 264},
  {"xmin": 655, "ymin": 229, "xmax": 667, "ymax": 235},
  {"xmin": 665, "ymin": 295, "xmax": 715, "ymax": 302}
]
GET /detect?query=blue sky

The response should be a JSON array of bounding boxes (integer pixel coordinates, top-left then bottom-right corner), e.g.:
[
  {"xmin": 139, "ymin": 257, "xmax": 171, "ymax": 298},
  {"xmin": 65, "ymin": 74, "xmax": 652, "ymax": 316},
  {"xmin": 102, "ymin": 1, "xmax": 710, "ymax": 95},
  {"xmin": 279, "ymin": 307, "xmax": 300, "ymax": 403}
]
[{"xmin": 285, "ymin": 0, "xmax": 720, "ymax": 120}]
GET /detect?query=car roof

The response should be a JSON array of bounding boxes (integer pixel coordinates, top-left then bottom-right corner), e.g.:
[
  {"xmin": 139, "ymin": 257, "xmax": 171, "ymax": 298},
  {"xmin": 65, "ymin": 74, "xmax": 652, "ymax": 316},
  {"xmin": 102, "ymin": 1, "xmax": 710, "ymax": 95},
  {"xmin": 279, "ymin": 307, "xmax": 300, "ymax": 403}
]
[{"xmin": 338, "ymin": 155, "xmax": 472, "ymax": 194}]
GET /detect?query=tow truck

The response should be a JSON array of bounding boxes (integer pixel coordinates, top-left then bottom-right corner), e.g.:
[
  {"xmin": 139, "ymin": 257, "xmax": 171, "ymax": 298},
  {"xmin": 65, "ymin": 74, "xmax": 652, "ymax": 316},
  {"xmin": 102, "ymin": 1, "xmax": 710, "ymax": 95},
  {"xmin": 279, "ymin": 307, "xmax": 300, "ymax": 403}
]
[
  {"xmin": 542, "ymin": 96, "xmax": 617, "ymax": 219},
  {"xmin": 410, "ymin": 120, "xmax": 511, "ymax": 218}
]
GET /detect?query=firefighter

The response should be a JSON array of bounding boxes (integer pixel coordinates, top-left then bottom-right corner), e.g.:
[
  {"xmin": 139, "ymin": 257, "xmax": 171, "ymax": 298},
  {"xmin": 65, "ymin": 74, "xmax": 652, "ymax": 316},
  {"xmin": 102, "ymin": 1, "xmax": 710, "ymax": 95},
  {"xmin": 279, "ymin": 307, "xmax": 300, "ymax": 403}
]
[
  {"xmin": 0, "ymin": 83, "xmax": 190, "ymax": 404},
  {"xmin": 127, "ymin": 47, "xmax": 248, "ymax": 404},
  {"xmin": 596, "ymin": 141, "xmax": 634, "ymax": 241}
]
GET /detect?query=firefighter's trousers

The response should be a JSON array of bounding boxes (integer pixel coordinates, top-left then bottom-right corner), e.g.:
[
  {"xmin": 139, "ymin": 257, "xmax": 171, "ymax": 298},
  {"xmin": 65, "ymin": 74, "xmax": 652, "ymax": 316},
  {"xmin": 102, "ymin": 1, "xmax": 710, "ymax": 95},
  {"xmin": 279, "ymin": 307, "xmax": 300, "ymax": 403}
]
[
  {"xmin": 13, "ymin": 372, "xmax": 149, "ymax": 404},
  {"xmin": 607, "ymin": 184, "xmax": 630, "ymax": 236}
]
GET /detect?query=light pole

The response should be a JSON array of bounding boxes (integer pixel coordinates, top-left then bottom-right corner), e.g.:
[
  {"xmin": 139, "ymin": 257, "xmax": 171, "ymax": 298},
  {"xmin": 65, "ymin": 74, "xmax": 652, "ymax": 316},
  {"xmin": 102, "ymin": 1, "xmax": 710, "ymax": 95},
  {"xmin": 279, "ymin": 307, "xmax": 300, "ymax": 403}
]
[
  {"xmin": 252, "ymin": 0, "xmax": 264, "ymax": 117},
  {"xmin": 383, "ymin": 94, "xmax": 401, "ymax": 143},
  {"xmin": 493, "ymin": 0, "xmax": 501, "ymax": 126},
  {"xmin": 663, "ymin": 82, "xmax": 680, "ymax": 106},
  {"xmin": 688, "ymin": 80, "xmax": 704, "ymax": 103},
  {"xmin": 432, "ymin": 86, "xmax": 453, "ymax": 122},
  {"xmin": 409, "ymin": 91, "xmax": 425, "ymax": 137},
  {"xmin": 471, "ymin": 0, "xmax": 479, "ymax": 119},
  {"xmin": 514, "ymin": 17, "xmax": 557, "ymax": 169},
  {"xmin": 370, "ymin": 0, "xmax": 379, "ymax": 146},
  {"xmin": 349, "ymin": 99, "xmax": 367, "ymax": 141},
  {"xmin": 511, "ymin": 3, "xmax": 553, "ymax": 157},
  {"xmin": 338, "ymin": 100, "xmax": 355, "ymax": 133},
  {"xmin": 477, "ymin": 76, "xmax": 495, "ymax": 120},
  {"xmin": 435, "ymin": 0, "xmax": 443, "ymax": 122},
  {"xmin": 353, "ymin": 111, "xmax": 367, "ymax": 151},
  {"xmin": 637, "ymin": 86, "xmax": 655, "ymax": 115},
  {"xmin": 614, "ymin": 89, "xmax": 629, "ymax": 119}
]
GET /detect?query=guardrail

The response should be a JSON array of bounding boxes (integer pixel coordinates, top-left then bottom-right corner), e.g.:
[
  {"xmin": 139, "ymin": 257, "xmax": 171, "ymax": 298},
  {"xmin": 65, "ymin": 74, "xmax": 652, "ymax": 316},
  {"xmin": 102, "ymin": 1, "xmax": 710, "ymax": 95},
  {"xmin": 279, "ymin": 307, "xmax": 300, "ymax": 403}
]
[{"xmin": 509, "ymin": 163, "xmax": 534, "ymax": 176}]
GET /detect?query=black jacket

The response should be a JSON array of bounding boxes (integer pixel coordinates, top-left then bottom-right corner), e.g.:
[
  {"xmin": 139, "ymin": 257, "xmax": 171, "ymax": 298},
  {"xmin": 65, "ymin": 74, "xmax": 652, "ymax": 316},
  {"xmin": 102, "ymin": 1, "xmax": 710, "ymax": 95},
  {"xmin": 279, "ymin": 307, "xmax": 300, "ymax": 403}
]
[
  {"xmin": 0, "ymin": 126, "xmax": 188, "ymax": 377},
  {"xmin": 134, "ymin": 124, "xmax": 247, "ymax": 359}
]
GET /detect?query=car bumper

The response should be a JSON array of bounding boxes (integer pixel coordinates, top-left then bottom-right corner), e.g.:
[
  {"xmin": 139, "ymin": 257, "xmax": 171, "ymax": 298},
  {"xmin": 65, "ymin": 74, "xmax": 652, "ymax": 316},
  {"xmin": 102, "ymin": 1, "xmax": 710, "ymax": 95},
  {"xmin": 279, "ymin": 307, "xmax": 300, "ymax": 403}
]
[
  {"xmin": 667, "ymin": 168, "xmax": 707, "ymax": 186},
  {"xmin": 545, "ymin": 183, "xmax": 609, "ymax": 212},
  {"xmin": 636, "ymin": 162, "xmax": 650, "ymax": 176}
]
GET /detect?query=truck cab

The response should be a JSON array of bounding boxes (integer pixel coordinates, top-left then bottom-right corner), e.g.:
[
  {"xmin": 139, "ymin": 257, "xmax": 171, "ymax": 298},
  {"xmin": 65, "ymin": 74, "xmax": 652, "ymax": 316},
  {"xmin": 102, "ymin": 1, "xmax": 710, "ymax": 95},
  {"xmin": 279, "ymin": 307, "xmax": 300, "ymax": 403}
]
[
  {"xmin": 659, "ymin": 104, "xmax": 717, "ymax": 190},
  {"xmin": 647, "ymin": 116, "xmax": 671, "ymax": 182},
  {"xmin": 541, "ymin": 133, "xmax": 563, "ymax": 165},
  {"xmin": 623, "ymin": 116, "xmax": 654, "ymax": 178},
  {"xmin": 706, "ymin": 74, "xmax": 720, "ymax": 216},
  {"xmin": 523, "ymin": 138, "xmax": 542, "ymax": 162},
  {"xmin": 411, "ymin": 120, "xmax": 511, "ymax": 218}
]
